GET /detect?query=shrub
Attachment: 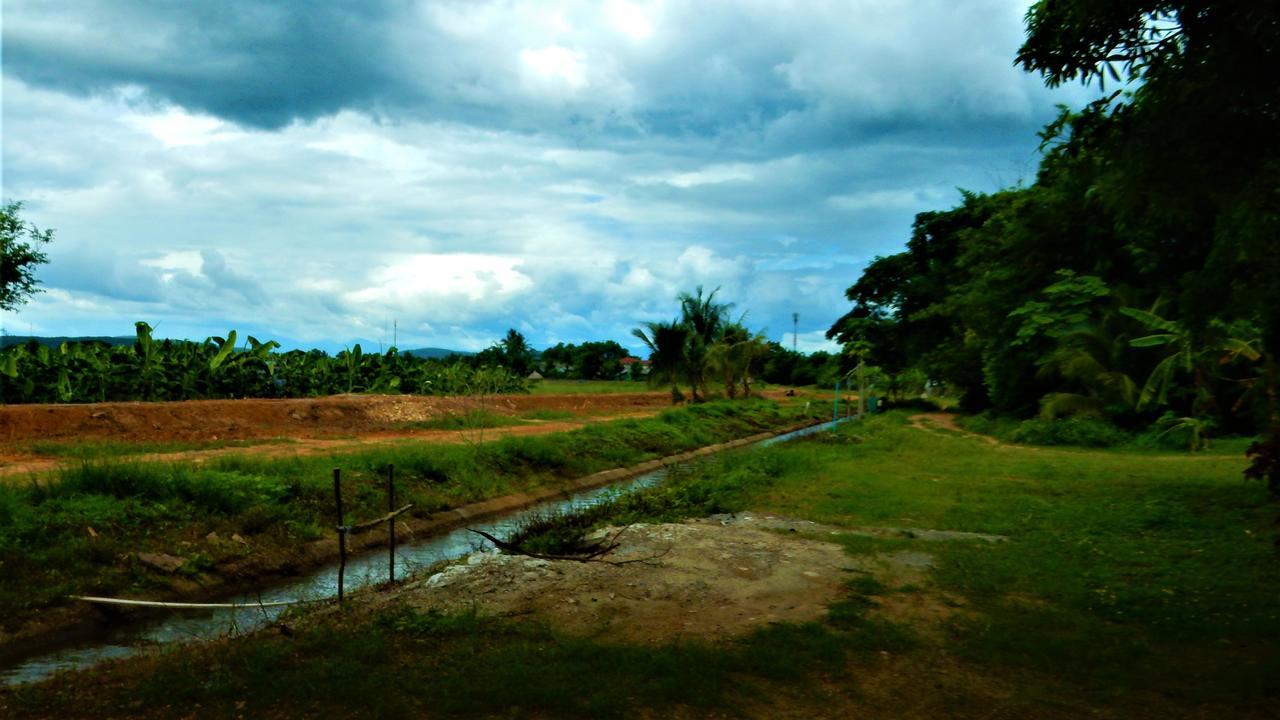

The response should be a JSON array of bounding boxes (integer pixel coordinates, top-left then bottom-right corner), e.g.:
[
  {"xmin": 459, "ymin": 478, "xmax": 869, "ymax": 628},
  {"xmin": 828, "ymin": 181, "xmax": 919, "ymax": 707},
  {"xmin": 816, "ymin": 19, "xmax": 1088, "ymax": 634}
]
[{"xmin": 1009, "ymin": 416, "xmax": 1129, "ymax": 447}]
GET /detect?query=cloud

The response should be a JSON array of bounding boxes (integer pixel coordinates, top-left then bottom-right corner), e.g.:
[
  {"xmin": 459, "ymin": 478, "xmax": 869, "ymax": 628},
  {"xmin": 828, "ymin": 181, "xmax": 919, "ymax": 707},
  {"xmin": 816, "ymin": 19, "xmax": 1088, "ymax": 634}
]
[
  {"xmin": 2, "ymin": 1, "xmax": 1095, "ymax": 356},
  {"xmin": 3, "ymin": 1, "xmax": 1091, "ymax": 139}
]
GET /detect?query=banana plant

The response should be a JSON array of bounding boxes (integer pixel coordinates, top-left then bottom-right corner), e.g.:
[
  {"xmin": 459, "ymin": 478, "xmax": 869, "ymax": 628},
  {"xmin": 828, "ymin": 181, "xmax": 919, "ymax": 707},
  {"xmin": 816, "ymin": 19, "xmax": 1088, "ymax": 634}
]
[{"xmin": 1121, "ymin": 307, "xmax": 1261, "ymax": 412}]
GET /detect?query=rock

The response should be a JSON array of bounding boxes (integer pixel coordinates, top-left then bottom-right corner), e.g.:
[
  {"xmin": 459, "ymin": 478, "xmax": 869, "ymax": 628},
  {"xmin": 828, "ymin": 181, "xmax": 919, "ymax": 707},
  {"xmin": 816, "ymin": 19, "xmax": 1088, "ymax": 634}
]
[
  {"xmin": 231, "ymin": 533, "xmax": 249, "ymax": 545},
  {"xmin": 205, "ymin": 531, "xmax": 220, "ymax": 543},
  {"xmin": 136, "ymin": 552, "xmax": 185, "ymax": 573}
]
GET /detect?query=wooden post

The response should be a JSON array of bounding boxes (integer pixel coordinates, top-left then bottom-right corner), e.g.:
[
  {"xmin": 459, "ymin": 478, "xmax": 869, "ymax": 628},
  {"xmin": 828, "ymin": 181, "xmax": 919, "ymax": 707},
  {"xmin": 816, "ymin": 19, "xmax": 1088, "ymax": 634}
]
[
  {"xmin": 387, "ymin": 463, "xmax": 396, "ymax": 584},
  {"xmin": 832, "ymin": 378, "xmax": 840, "ymax": 429},
  {"xmin": 333, "ymin": 467, "xmax": 346, "ymax": 604}
]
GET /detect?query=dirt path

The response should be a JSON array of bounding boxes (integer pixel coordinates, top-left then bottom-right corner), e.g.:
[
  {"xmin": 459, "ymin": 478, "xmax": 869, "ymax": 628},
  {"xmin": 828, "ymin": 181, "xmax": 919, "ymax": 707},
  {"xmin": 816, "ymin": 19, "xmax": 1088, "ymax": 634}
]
[{"xmin": 908, "ymin": 412, "xmax": 1001, "ymax": 445}]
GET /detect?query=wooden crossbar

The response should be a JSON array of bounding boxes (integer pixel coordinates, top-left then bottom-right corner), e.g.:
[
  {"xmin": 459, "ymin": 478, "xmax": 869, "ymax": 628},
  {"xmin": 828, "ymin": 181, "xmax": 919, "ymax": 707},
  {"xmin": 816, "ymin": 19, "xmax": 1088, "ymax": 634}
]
[
  {"xmin": 71, "ymin": 595, "xmax": 303, "ymax": 609},
  {"xmin": 341, "ymin": 503, "xmax": 414, "ymax": 534}
]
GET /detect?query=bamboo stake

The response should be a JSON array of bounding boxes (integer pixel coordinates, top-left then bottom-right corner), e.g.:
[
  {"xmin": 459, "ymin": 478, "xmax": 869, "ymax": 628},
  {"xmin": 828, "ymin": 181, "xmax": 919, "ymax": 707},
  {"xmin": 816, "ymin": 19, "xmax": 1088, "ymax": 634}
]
[
  {"xmin": 333, "ymin": 467, "xmax": 345, "ymax": 604},
  {"xmin": 388, "ymin": 463, "xmax": 396, "ymax": 583}
]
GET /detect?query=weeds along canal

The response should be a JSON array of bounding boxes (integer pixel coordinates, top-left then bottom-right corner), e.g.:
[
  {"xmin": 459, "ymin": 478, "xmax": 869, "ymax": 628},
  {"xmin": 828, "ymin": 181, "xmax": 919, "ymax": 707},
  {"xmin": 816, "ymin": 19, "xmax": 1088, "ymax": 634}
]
[{"xmin": 0, "ymin": 418, "xmax": 848, "ymax": 686}]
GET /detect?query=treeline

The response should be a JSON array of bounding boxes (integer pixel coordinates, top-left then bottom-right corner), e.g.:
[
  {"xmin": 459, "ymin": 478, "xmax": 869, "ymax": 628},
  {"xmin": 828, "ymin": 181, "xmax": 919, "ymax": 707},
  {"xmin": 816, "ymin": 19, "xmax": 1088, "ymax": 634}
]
[
  {"xmin": 0, "ymin": 322, "xmax": 527, "ymax": 404},
  {"xmin": 828, "ymin": 3, "xmax": 1277, "ymax": 468},
  {"xmin": 470, "ymin": 332, "xmax": 637, "ymax": 381},
  {"xmin": 632, "ymin": 286, "xmax": 855, "ymax": 401},
  {"xmin": 462, "ymin": 326, "xmax": 848, "ymax": 388}
]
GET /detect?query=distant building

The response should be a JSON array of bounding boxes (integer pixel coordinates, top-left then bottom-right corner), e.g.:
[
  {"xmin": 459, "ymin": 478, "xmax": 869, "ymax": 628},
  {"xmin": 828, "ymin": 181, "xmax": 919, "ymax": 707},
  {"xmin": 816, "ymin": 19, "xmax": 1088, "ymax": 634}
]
[{"xmin": 619, "ymin": 356, "xmax": 651, "ymax": 380}]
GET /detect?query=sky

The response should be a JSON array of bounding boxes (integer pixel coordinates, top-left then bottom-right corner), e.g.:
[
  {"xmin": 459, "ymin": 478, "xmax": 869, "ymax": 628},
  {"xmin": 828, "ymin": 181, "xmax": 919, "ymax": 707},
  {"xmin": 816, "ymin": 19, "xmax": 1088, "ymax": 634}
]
[{"xmin": 0, "ymin": 0, "xmax": 1095, "ymax": 355}]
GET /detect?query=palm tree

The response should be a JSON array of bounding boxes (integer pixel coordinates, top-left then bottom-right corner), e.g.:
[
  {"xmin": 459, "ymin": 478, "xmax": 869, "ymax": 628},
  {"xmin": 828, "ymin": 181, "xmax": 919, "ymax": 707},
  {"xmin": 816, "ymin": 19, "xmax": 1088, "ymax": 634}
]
[
  {"xmin": 632, "ymin": 320, "xmax": 690, "ymax": 403},
  {"xmin": 678, "ymin": 286, "xmax": 731, "ymax": 401},
  {"xmin": 708, "ymin": 323, "xmax": 769, "ymax": 399},
  {"xmin": 499, "ymin": 329, "xmax": 534, "ymax": 376},
  {"xmin": 1036, "ymin": 316, "xmax": 1139, "ymax": 419}
]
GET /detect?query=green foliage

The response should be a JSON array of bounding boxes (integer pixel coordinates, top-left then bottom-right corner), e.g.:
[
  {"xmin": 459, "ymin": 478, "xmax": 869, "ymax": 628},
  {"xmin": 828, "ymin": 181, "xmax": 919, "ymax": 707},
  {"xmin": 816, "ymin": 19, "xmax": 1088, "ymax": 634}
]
[
  {"xmin": 634, "ymin": 287, "xmax": 795, "ymax": 401},
  {"xmin": 537, "ymin": 340, "xmax": 632, "ymax": 380},
  {"xmin": 0, "ymin": 201, "xmax": 53, "ymax": 311},
  {"xmin": 0, "ymin": 323, "xmax": 528, "ymax": 404},
  {"xmin": 827, "ymin": 3, "xmax": 1277, "ymax": 446},
  {"xmin": 960, "ymin": 412, "xmax": 1130, "ymax": 448},
  {"xmin": 473, "ymin": 328, "xmax": 535, "ymax": 377},
  {"xmin": 1008, "ymin": 416, "xmax": 1129, "ymax": 448}
]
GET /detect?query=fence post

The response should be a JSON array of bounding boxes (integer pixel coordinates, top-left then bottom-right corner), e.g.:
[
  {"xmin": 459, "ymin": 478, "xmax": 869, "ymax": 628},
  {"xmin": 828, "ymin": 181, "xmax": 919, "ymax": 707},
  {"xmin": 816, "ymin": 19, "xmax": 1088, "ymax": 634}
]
[
  {"xmin": 387, "ymin": 464, "xmax": 396, "ymax": 584},
  {"xmin": 831, "ymin": 378, "xmax": 840, "ymax": 429},
  {"xmin": 333, "ymin": 467, "xmax": 346, "ymax": 604}
]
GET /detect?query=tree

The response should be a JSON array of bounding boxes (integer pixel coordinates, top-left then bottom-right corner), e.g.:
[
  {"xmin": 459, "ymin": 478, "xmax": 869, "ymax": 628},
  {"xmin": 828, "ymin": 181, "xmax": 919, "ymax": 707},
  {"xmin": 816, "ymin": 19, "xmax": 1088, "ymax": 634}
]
[
  {"xmin": 0, "ymin": 202, "xmax": 54, "ymax": 311},
  {"xmin": 707, "ymin": 323, "xmax": 768, "ymax": 399},
  {"xmin": 1019, "ymin": 0, "xmax": 1280, "ymax": 486},
  {"xmin": 677, "ymin": 285, "xmax": 731, "ymax": 401},
  {"xmin": 500, "ymin": 329, "xmax": 534, "ymax": 376},
  {"xmin": 631, "ymin": 320, "xmax": 689, "ymax": 403}
]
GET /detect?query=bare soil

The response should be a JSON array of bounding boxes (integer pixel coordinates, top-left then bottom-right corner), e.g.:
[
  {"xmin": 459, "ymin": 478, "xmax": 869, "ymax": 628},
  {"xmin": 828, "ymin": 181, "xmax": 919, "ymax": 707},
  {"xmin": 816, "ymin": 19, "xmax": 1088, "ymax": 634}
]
[
  {"xmin": 399, "ymin": 515, "xmax": 850, "ymax": 643},
  {"xmin": 384, "ymin": 513, "xmax": 971, "ymax": 645},
  {"xmin": 0, "ymin": 391, "xmax": 791, "ymax": 477}
]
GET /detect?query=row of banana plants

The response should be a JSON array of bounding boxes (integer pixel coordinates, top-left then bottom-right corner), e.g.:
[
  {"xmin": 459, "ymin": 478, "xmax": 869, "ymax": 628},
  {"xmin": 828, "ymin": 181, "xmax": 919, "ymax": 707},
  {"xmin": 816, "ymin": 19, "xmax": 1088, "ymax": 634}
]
[{"xmin": 0, "ymin": 322, "xmax": 527, "ymax": 404}]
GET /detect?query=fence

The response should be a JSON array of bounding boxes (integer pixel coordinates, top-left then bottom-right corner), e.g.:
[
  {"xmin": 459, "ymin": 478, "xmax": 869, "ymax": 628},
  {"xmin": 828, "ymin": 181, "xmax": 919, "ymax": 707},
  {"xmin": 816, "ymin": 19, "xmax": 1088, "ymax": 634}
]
[{"xmin": 332, "ymin": 464, "xmax": 413, "ymax": 603}]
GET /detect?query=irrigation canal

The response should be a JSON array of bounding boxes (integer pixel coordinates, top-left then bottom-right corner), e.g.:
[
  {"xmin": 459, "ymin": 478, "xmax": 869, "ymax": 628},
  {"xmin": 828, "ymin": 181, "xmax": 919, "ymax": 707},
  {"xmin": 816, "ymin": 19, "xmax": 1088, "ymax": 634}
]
[{"xmin": 1, "ymin": 418, "xmax": 848, "ymax": 686}]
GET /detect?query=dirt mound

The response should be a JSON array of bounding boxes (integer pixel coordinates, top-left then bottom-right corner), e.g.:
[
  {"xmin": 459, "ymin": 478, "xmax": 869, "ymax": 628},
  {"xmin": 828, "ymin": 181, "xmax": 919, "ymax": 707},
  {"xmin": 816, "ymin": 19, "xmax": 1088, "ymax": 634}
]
[
  {"xmin": 0, "ymin": 392, "xmax": 672, "ymax": 445},
  {"xmin": 394, "ymin": 515, "xmax": 857, "ymax": 643}
]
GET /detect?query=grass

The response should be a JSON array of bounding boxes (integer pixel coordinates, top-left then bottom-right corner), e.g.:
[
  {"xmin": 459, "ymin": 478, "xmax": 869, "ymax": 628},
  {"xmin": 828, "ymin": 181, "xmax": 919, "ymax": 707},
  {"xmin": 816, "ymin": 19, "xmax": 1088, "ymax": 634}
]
[
  {"xmin": 4, "ymin": 586, "xmax": 898, "ymax": 719},
  {"xmin": 487, "ymin": 410, "xmax": 1280, "ymax": 712},
  {"xmin": 394, "ymin": 410, "xmax": 527, "ymax": 431},
  {"xmin": 528, "ymin": 379, "xmax": 654, "ymax": 394},
  {"xmin": 957, "ymin": 411, "xmax": 1259, "ymax": 454},
  {"xmin": 6, "ymin": 409, "xmax": 1276, "ymax": 717},
  {"xmin": 520, "ymin": 408, "xmax": 576, "ymax": 421},
  {"xmin": 23, "ymin": 437, "xmax": 295, "ymax": 460},
  {"xmin": 0, "ymin": 397, "xmax": 824, "ymax": 628}
]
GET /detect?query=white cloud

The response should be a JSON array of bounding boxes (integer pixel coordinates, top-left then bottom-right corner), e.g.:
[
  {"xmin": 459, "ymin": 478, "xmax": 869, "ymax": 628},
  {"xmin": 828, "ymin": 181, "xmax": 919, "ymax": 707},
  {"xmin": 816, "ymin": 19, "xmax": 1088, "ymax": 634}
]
[
  {"xmin": 520, "ymin": 45, "xmax": 590, "ymax": 91},
  {"xmin": 345, "ymin": 254, "xmax": 534, "ymax": 307},
  {"xmin": 0, "ymin": 1, "xmax": 1094, "ymax": 354}
]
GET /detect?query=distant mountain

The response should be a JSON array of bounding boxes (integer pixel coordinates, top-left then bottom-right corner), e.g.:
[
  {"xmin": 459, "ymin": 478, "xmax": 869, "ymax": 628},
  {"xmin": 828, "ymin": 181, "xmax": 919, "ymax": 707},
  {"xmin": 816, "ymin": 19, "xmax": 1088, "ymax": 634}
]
[
  {"xmin": 401, "ymin": 347, "xmax": 475, "ymax": 359},
  {"xmin": 0, "ymin": 335, "xmax": 136, "ymax": 349}
]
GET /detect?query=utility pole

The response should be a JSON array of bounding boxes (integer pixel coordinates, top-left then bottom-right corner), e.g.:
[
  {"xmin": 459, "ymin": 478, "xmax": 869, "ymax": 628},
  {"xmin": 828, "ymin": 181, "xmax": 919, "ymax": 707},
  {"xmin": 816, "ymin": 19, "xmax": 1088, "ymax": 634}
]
[{"xmin": 792, "ymin": 312, "xmax": 799, "ymax": 353}]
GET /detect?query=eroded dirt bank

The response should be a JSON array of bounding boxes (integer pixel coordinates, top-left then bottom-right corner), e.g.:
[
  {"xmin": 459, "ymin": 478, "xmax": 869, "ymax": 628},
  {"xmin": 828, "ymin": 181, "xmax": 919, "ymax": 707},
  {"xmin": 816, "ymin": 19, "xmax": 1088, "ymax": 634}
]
[
  {"xmin": 0, "ymin": 391, "xmax": 798, "ymax": 477},
  {"xmin": 0, "ymin": 391, "xmax": 673, "ymax": 445}
]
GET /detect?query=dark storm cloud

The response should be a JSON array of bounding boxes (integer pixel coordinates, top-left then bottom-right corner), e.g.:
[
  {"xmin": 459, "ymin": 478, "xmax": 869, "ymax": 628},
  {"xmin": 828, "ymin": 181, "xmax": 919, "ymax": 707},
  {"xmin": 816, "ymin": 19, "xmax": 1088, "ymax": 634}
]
[
  {"xmin": 1, "ymin": 1, "xmax": 1097, "ymax": 351},
  {"xmin": 3, "ymin": 0, "xmax": 403, "ymax": 129},
  {"xmin": 4, "ymin": 0, "xmax": 1074, "ymax": 143}
]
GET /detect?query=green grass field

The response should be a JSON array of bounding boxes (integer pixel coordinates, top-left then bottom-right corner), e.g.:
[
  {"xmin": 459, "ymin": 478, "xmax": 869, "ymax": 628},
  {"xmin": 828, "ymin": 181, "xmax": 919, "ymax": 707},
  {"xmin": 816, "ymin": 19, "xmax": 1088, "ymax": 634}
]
[
  {"xmin": 5, "ymin": 410, "xmax": 1277, "ymax": 719},
  {"xmin": 527, "ymin": 379, "xmax": 655, "ymax": 394}
]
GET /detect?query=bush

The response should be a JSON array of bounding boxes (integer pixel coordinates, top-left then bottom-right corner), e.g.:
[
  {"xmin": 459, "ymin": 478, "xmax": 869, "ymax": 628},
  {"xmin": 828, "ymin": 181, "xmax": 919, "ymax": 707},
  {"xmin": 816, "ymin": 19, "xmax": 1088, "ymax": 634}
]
[{"xmin": 1009, "ymin": 416, "xmax": 1129, "ymax": 447}]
